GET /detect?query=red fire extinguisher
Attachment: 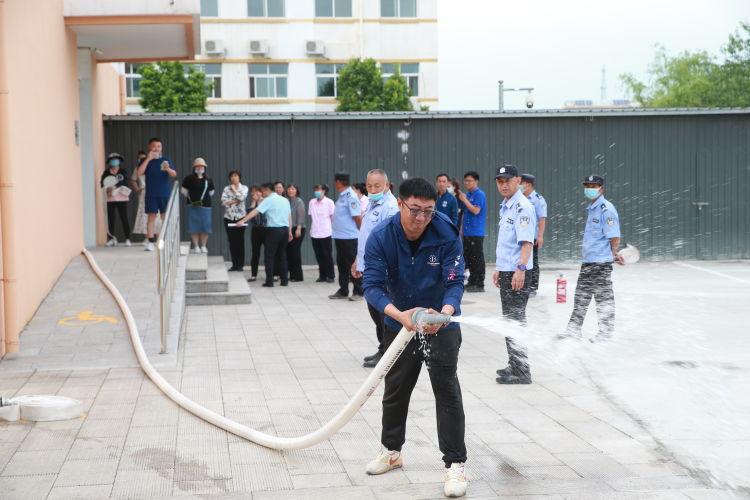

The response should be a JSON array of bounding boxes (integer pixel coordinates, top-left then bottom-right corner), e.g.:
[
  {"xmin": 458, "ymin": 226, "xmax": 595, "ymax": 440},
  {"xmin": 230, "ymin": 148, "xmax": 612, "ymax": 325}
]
[{"xmin": 556, "ymin": 274, "xmax": 567, "ymax": 303}]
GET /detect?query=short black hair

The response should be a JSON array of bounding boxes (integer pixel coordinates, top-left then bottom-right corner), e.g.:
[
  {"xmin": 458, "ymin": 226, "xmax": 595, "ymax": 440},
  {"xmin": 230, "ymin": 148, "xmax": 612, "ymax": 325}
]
[
  {"xmin": 137, "ymin": 150, "xmax": 147, "ymax": 157},
  {"xmin": 464, "ymin": 171, "xmax": 479, "ymax": 181},
  {"xmin": 353, "ymin": 182, "xmax": 366, "ymax": 195},
  {"xmin": 260, "ymin": 182, "xmax": 274, "ymax": 191},
  {"xmin": 334, "ymin": 172, "xmax": 350, "ymax": 185},
  {"xmin": 314, "ymin": 183, "xmax": 330, "ymax": 195},
  {"xmin": 228, "ymin": 170, "xmax": 241, "ymax": 181},
  {"xmin": 148, "ymin": 137, "xmax": 162, "ymax": 145},
  {"xmin": 436, "ymin": 173, "xmax": 450, "ymax": 181},
  {"xmin": 399, "ymin": 177, "xmax": 437, "ymax": 201}
]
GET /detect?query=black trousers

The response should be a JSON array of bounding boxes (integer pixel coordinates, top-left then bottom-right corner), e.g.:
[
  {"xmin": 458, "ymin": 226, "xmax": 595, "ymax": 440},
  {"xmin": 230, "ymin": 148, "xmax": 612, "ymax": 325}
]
[
  {"xmin": 311, "ymin": 237, "xmax": 335, "ymax": 280},
  {"xmin": 107, "ymin": 201, "xmax": 131, "ymax": 240},
  {"xmin": 334, "ymin": 238, "xmax": 362, "ymax": 296},
  {"xmin": 250, "ymin": 226, "xmax": 265, "ymax": 277},
  {"xmin": 529, "ymin": 243, "xmax": 540, "ymax": 292},
  {"xmin": 287, "ymin": 227, "xmax": 306, "ymax": 281},
  {"xmin": 567, "ymin": 263, "xmax": 615, "ymax": 338},
  {"xmin": 224, "ymin": 218, "xmax": 246, "ymax": 269},
  {"xmin": 367, "ymin": 302, "xmax": 385, "ymax": 353},
  {"xmin": 381, "ymin": 326, "xmax": 467, "ymax": 465},
  {"xmin": 463, "ymin": 236, "xmax": 485, "ymax": 287},
  {"xmin": 499, "ymin": 271, "xmax": 531, "ymax": 375},
  {"xmin": 263, "ymin": 227, "xmax": 288, "ymax": 285}
]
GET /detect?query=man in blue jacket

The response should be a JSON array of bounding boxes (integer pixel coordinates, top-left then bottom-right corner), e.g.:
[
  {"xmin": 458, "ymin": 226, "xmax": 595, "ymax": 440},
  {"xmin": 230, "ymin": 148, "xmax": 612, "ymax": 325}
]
[{"xmin": 362, "ymin": 178, "xmax": 467, "ymax": 498}]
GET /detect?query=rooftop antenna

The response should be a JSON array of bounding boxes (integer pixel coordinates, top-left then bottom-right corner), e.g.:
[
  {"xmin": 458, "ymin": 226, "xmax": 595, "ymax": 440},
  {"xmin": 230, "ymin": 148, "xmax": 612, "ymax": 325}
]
[{"xmin": 600, "ymin": 66, "xmax": 607, "ymax": 104}]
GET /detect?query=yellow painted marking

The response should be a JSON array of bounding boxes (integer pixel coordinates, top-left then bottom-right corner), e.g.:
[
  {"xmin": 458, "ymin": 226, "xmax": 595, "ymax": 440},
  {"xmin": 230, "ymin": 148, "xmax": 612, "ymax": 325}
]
[{"xmin": 58, "ymin": 310, "xmax": 119, "ymax": 326}]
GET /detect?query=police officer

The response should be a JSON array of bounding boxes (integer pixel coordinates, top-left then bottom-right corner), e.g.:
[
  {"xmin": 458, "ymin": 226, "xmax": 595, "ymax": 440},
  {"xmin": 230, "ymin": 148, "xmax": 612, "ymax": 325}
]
[
  {"xmin": 329, "ymin": 172, "xmax": 364, "ymax": 300},
  {"xmin": 351, "ymin": 169, "xmax": 399, "ymax": 368},
  {"xmin": 561, "ymin": 175, "xmax": 623, "ymax": 341},
  {"xmin": 362, "ymin": 177, "xmax": 467, "ymax": 498},
  {"xmin": 520, "ymin": 174, "xmax": 547, "ymax": 297},
  {"xmin": 492, "ymin": 165, "xmax": 536, "ymax": 385}
]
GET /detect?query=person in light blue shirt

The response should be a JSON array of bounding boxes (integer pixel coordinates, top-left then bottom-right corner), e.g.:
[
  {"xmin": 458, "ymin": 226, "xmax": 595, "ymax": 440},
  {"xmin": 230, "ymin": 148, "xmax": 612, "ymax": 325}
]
[
  {"xmin": 351, "ymin": 169, "xmax": 399, "ymax": 368},
  {"xmin": 562, "ymin": 175, "xmax": 624, "ymax": 342},
  {"xmin": 492, "ymin": 164, "xmax": 536, "ymax": 385},
  {"xmin": 330, "ymin": 172, "xmax": 364, "ymax": 300},
  {"xmin": 237, "ymin": 183, "xmax": 292, "ymax": 287},
  {"xmin": 456, "ymin": 171, "xmax": 487, "ymax": 292},
  {"xmin": 521, "ymin": 173, "xmax": 548, "ymax": 296},
  {"xmin": 435, "ymin": 173, "xmax": 459, "ymax": 226}
]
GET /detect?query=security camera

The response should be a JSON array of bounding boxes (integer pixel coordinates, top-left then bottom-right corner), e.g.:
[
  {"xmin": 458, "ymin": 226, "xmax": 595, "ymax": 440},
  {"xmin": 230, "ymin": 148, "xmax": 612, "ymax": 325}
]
[{"xmin": 525, "ymin": 94, "xmax": 534, "ymax": 109}]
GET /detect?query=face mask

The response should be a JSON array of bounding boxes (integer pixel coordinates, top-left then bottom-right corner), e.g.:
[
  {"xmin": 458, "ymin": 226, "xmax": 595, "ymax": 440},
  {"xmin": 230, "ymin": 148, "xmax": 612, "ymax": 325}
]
[
  {"xmin": 517, "ymin": 184, "xmax": 524, "ymax": 193},
  {"xmin": 446, "ymin": 186, "xmax": 455, "ymax": 194},
  {"xmin": 109, "ymin": 159, "xmax": 121, "ymax": 167},
  {"xmin": 195, "ymin": 168, "xmax": 205, "ymax": 176},
  {"xmin": 584, "ymin": 187, "xmax": 600, "ymax": 200},
  {"xmin": 369, "ymin": 189, "xmax": 385, "ymax": 202},
  {"xmin": 313, "ymin": 191, "xmax": 322, "ymax": 199}
]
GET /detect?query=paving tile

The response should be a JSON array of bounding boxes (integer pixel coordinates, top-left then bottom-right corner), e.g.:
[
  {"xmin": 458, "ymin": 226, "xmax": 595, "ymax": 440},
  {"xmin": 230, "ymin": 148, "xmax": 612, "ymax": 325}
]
[
  {"xmin": 0, "ymin": 474, "xmax": 57, "ymax": 500},
  {"xmin": 233, "ymin": 462, "xmax": 293, "ymax": 492},
  {"xmin": 1, "ymin": 449, "xmax": 68, "ymax": 476},
  {"xmin": 54, "ymin": 458, "xmax": 119, "ymax": 486},
  {"xmin": 47, "ymin": 484, "xmax": 114, "ymax": 499},
  {"xmin": 111, "ymin": 469, "xmax": 174, "ymax": 498}
]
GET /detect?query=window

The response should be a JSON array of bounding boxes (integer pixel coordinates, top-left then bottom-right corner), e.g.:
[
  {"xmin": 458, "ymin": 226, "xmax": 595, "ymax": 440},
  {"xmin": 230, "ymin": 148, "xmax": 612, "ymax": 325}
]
[
  {"xmin": 248, "ymin": 64, "xmax": 288, "ymax": 98},
  {"xmin": 381, "ymin": 63, "xmax": 419, "ymax": 96},
  {"xmin": 381, "ymin": 0, "xmax": 416, "ymax": 17},
  {"xmin": 125, "ymin": 63, "xmax": 143, "ymax": 98},
  {"xmin": 315, "ymin": 63, "xmax": 345, "ymax": 97},
  {"xmin": 248, "ymin": 0, "xmax": 284, "ymax": 17},
  {"xmin": 201, "ymin": 0, "xmax": 218, "ymax": 17},
  {"xmin": 190, "ymin": 64, "xmax": 222, "ymax": 98},
  {"xmin": 315, "ymin": 0, "xmax": 352, "ymax": 17}
]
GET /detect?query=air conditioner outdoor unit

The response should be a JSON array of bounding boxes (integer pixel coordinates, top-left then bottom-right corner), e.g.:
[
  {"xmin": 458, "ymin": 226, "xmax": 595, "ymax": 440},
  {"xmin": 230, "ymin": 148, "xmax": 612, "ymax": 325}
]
[
  {"xmin": 305, "ymin": 40, "xmax": 325, "ymax": 56},
  {"xmin": 249, "ymin": 40, "xmax": 269, "ymax": 56},
  {"xmin": 204, "ymin": 39, "xmax": 226, "ymax": 56}
]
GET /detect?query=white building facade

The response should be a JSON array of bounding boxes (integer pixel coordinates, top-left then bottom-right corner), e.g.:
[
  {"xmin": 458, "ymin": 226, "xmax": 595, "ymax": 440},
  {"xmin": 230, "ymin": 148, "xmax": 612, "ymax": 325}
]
[{"xmin": 124, "ymin": 0, "xmax": 438, "ymax": 112}]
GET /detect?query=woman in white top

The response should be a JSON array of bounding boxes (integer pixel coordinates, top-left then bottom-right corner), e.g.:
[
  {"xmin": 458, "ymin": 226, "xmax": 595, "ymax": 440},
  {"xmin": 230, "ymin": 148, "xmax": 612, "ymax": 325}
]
[{"xmin": 221, "ymin": 170, "xmax": 249, "ymax": 271}]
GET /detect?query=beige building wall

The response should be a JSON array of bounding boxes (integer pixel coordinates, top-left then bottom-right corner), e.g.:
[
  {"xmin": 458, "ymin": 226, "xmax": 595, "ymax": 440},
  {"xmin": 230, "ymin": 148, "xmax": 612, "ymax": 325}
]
[{"xmin": 0, "ymin": 0, "xmax": 122, "ymax": 355}]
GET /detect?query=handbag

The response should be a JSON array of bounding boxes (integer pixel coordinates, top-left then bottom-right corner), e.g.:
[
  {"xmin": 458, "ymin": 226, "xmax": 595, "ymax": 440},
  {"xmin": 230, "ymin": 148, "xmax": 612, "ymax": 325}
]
[{"xmin": 189, "ymin": 179, "xmax": 209, "ymax": 207}]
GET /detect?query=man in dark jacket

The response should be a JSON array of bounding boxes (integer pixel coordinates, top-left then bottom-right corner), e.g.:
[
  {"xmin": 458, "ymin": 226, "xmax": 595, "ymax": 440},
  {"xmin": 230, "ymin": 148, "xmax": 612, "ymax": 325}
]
[{"xmin": 362, "ymin": 177, "xmax": 467, "ymax": 498}]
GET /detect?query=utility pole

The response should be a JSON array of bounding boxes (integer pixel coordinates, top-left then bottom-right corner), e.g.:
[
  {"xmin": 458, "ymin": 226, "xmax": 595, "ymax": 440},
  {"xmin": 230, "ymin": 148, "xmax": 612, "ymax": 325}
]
[
  {"xmin": 600, "ymin": 66, "xmax": 607, "ymax": 104},
  {"xmin": 498, "ymin": 80, "xmax": 504, "ymax": 111}
]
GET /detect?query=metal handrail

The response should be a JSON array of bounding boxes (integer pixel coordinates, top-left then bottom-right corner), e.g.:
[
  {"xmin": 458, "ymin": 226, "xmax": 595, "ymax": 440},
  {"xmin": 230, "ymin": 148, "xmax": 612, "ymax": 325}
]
[{"xmin": 156, "ymin": 181, "xmax": 180, "ymax": 354}]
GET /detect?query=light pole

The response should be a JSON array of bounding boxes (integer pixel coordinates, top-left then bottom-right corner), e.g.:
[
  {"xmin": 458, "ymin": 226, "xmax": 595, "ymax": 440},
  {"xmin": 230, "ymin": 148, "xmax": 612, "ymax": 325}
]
[{"xmin": 498, "ymin": 80, "xmax": 535, "ymax": 110}]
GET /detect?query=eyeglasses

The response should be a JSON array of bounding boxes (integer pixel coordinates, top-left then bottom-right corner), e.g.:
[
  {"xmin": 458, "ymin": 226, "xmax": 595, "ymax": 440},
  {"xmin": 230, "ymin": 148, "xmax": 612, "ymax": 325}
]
[{"xmin": 402, "ymin": 202, "xmax": 435, "ymax": 219}]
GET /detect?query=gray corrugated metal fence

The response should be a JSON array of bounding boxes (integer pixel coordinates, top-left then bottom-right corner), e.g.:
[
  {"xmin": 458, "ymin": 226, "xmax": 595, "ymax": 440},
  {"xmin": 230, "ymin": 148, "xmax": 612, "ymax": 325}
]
[{"xmin": 104, "ymin": 109, "xmax": 750, "ymax": 264}]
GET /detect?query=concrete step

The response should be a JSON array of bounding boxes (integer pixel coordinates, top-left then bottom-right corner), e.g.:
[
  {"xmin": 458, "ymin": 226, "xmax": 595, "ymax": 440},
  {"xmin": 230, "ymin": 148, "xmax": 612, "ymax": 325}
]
[
  {"xmin": 185, "ymin": 258, "xmax": 251, "ymax": 306},
  {"xmin": 186, "ymin": 252, "xmax": 207, "ymax": 280},
  {"xmin": 185, "ymin": 260, "xmax": 230, "ymax": 293}
]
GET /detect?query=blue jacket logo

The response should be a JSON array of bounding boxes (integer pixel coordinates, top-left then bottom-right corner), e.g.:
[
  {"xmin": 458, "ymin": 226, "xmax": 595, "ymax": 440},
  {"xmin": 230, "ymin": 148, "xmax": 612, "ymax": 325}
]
[{"xmin": 428, "ymin": 254, "xmax": 440, "ymax": 266}]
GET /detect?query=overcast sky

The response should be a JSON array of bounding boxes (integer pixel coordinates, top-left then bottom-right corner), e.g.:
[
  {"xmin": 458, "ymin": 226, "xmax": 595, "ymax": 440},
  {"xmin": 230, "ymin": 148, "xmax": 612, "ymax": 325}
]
[{"xmin": 438, "ymin": 0, "xmax": 750, "ymax": 110}]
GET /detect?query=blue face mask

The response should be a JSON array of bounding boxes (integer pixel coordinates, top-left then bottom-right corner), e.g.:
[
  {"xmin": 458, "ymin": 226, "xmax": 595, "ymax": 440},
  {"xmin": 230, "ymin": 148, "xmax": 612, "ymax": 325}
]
[
  {"xmin": 313, "ymin": 191, "xmax": 322, "ymax": 199},
  {"xmin": 584, "ymin": 187, "xmax": 600, "ymax": 200},
  {"xmin": 109, "ymin": 159, "xmax": 121, "ymax": 167},
  {"xmin": 369, "ymin": 190, "xmax": 385, "ymax": 202}
]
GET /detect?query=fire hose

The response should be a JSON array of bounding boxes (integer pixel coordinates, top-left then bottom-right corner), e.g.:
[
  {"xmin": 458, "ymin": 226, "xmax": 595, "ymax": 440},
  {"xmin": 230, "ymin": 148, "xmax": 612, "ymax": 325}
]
[{"xmin": 82, "ymin": 248, "xmax": 451, "ymax": 450}]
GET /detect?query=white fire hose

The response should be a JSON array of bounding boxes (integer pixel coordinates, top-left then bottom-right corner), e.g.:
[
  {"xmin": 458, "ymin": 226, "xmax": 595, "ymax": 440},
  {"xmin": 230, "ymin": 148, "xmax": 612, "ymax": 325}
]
[{"xmin": 82, "ymin": 249, "xmax": 451, "ymax": 450}]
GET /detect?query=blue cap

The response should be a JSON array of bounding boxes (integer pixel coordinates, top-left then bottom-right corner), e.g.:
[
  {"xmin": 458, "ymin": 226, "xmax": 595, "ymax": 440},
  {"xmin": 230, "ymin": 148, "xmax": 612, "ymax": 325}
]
[
  {"xmin": 520, "ymin": 173, "xmax": 536, "ymax": 184},
  {"xmin": 582, "ymin": 175, "xmax": 604, "ymax": 186},
  {"xmin": 495, "ymin": 164, "xmax": 519, "ymax": 179}
]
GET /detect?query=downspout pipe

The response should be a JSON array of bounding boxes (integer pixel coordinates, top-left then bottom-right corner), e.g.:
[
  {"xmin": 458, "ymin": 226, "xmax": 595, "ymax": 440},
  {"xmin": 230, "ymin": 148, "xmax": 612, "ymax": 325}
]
[{"xmin": 0, "ymin": 0, "xmax": 18, "ymax": 355}]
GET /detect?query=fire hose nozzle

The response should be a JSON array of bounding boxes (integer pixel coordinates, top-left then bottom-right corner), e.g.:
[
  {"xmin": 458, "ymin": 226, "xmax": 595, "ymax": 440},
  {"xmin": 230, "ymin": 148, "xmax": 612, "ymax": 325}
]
[{"xmin": 412, "ymin": 308, "xmax": 453, "ymax": 326}]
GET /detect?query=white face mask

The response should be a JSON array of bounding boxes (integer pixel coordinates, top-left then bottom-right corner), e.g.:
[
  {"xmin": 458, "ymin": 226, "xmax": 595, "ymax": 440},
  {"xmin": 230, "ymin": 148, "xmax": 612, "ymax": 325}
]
[
  {"xmin": 446, "ymin": 186, "xmax": 455, "ymax": 194},
  {"xmin": 195, "ymin": 168, "xmax": 205, "ymax": 176}
]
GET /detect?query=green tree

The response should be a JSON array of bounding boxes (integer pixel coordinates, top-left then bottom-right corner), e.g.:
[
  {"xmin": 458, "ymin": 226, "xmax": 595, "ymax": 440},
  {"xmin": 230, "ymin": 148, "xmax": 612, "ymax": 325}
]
[
  {"xmin": 138, "ymin": 62, "xmax": 212, "ymax": 113},
  {"xmin": 336, "ymin": 58, "xmax": 384, "ymax": 111},
  {"xmin": 382, "ymin": 72, "xmax": 413, "ymax": 111},
  {"xmin": 621, "ymin": 22, "xmax": 750, "ymax": 107},
  {"xmin": 335, "ymin": 58, "xmax": 413, "ymax": 112}
]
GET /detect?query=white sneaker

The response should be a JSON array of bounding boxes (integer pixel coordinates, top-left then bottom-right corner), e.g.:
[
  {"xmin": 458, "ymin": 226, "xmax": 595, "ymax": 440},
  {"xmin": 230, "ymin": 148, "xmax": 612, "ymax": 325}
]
[
  {"xmin": 106, "ymin": 238, "xmax": 117, "ymax": 247},
  {"xmin": 191, "ymin": 247, "xmax": 201, "ymax": 254},
  {"xmin": 443, "ymin": 463, "xmax": 467, "ymax": 497},
  {"xmin": 200, "ymin": 246, "xmax": 208, "ymax": 254},
  {"xmin": 145, "ymin": 242, "xmax": 155, "ymax": 252},
  {"xmin": 125, "ymin": 239, "xmax": 132, "ymax": 247},
  {"xmin": 365, "ymin": 449, "xmax": 402, "ymax": 475}
]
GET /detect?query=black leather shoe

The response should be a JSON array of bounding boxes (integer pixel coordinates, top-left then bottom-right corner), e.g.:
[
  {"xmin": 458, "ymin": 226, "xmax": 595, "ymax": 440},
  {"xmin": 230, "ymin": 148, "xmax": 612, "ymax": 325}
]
[
  {"xmin": 363, "ymin": 351, "xmax": 381, "ymax": 362},
  {"xmin": 496, "ymin": 373, "xmax": 532, "ymax": 384},
  {"xmin": 262, "ymin": 283, "xmax": 274, "ymax": 288},
  {"xmin": 363, "ymin": 351, "xmax": 383, "ymax": 368},
  {"xmin": 496, "ymin": 366, "xmax": 513, "ymax": 377},
  {"xmin": 465, "ymin": 286, "xmax": 485, "ymax": 293},
  {"xmin": 280, "ymin": 281, "xmax": 288, "ymax": 286},
  {"xmin": 328, "ymin": 292, "xmax": 348, "ymax": 299},
  {"xmin": 326, "ymin": 278, "xmax": 335, "ymax": 283}
]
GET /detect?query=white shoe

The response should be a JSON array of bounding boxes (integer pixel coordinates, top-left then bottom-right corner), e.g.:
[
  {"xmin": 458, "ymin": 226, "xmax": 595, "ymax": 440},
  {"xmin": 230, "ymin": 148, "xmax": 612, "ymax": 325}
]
[
  {"xmin": 443, "ymin": 463, "xmax": 467, "ymax": 497},
  {"xmin": 106, "ymin": 238, "xmax": 117, "ymax": 247},
  {"xmin": 125, "ymin": 239, "xmax": 132, "ymax": 247},
  {"xmin": 200, "ymin": 246, "xmax": 208, "ymax": 254},
  {"xmin": 144, "ymin": 242, "xmax": 155, "ymax": 252},
  {"xmin": 191, "ymin": 247, "xmax": 201, "ymax": 254},
  {"xmin": 365, "ymin": 449, "xmax": 402, "ymax": 475}
]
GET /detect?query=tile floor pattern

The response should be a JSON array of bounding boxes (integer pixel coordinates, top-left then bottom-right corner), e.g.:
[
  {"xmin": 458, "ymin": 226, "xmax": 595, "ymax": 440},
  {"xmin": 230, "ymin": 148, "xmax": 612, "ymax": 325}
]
[{"xmin": 0, "ymin": 251, "xmax": 740, "ymax": 499}]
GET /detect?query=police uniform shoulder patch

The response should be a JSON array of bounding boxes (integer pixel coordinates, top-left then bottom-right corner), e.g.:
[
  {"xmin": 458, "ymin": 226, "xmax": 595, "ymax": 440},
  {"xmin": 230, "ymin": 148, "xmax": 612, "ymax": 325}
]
[
  {"xmin": 519, "ymin": 216, "xmax": 530, "ymax": 227},
  {"xmin": 350, "ymin": 200, "xmax": 358, "ymax": 209},
  {"xmin": 606, "ymin": 217, "xmax": 615, "ymax": 226}
]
